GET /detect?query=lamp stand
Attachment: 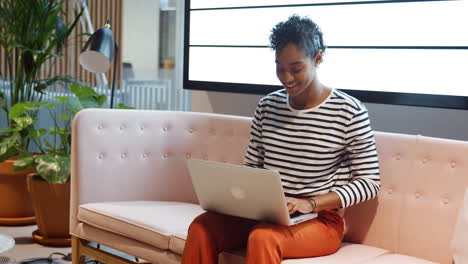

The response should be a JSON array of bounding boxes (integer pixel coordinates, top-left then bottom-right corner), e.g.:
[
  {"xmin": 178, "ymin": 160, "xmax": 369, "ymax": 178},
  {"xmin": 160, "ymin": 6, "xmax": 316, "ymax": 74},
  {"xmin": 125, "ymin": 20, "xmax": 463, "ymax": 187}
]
[{"xmin": 110, "ymin": 44, "xmax": 119, "ymax": 109}]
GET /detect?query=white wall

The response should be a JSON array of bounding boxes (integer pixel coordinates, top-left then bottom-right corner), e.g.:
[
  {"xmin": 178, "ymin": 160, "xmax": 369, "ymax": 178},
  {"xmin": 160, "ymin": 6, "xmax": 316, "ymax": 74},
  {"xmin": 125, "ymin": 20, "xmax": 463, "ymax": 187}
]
[{"xmin": 122, "ymin": 0, "xmax": 160, "ymax": 79}]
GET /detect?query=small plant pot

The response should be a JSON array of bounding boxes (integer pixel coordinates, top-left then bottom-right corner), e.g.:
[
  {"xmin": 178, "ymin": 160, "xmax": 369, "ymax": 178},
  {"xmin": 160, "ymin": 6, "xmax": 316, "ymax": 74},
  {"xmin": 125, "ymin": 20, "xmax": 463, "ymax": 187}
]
[
  {"xmin": 0, "ymin": 159, "xmax": 36, "ymax": 226},
  {"xmin": 27, "ymin": 173, "xmax": 71, "ymax": 246}
]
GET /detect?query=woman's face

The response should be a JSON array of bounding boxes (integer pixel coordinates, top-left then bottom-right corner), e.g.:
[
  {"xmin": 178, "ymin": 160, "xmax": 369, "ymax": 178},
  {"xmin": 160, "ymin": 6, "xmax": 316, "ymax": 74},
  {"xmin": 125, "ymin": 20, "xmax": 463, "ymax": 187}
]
[{"xmin": 275, "ymin": 43, "xmax": 321, "ymax": 99}]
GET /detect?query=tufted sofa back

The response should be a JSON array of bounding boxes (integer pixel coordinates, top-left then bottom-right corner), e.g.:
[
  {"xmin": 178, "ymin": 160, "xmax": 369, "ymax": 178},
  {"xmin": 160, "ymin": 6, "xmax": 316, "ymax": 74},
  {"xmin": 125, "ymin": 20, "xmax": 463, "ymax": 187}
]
[
  {"xmin": 71, "ymin": 109, "xmax": 467, "ymax": 264},
  {"xmin": 71, "ymin": 109, "xmax": 251, "ymax": 204}
]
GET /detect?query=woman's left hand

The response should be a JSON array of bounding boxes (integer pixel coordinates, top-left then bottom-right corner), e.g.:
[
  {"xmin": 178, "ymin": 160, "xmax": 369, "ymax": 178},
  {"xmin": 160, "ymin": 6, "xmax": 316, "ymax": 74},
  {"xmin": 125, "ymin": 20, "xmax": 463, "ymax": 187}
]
[{"xmin": 285, "ymin": 197, "xmax": 314, "ymax": 214}]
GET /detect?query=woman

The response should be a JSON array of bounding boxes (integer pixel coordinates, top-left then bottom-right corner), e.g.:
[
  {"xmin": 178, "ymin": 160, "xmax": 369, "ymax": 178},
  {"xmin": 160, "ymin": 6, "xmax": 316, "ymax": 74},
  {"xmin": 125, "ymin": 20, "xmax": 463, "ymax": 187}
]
[{"xmin": 181, "ymin": 15, "xmax": 380, "ymax": 264}]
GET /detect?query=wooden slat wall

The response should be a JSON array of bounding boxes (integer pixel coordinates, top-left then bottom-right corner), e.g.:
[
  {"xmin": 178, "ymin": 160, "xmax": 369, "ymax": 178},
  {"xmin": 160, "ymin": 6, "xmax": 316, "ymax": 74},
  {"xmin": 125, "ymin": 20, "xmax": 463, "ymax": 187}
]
[{"xmin": 0, "ymin": 0, "xmax": 123, "ymax": 89}]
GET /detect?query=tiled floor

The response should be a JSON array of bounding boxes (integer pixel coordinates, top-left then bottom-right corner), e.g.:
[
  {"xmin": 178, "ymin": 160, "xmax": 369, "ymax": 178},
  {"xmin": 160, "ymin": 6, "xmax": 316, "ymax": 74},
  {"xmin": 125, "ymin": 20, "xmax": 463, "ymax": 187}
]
[{"xmin": 0, "ymin": 225, "xmax": 71, "ymax": 264}]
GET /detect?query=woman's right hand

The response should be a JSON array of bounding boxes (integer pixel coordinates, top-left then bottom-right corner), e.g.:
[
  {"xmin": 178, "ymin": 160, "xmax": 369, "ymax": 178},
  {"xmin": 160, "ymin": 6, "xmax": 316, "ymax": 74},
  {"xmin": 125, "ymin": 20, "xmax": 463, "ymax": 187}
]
[{"xmin": 286, "ymin": 197, "xmax": 315, "ymax": 214}]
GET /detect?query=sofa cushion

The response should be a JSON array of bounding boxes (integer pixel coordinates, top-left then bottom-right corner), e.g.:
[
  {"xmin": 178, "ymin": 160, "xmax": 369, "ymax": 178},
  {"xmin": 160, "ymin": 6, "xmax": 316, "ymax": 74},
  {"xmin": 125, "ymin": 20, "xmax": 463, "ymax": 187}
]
[
  {"xmin": 359, "ymin": 254, "xmax": 438, "ymax": 264},
  {"xmin": 78, "ymin": 201, "xmax": 205, "ymax": 251},
  {"xmin": 452, "ymin": 187, "xmax": 468, "ymax": 264},
  {"xmin": 169, "ymin": 234, "xmax": 187, "ymax": 255},
  {"xmin": 218, "ymin": 243, "xmax": 389, "ymax": 264}
]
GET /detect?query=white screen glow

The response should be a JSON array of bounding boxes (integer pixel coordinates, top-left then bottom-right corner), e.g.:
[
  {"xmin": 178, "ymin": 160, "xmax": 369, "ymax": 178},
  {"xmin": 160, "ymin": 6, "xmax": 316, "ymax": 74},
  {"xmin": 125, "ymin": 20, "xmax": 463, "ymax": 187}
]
[{"xmin": 186, "ymin": 0, "xmax": 468, "ymax": 107}]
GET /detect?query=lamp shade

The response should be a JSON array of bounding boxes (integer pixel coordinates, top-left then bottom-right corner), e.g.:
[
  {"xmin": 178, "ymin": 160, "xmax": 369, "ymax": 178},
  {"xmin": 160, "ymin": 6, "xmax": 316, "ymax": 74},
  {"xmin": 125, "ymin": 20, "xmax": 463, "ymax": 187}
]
[{"xmin": 79, "ymin": 26, "xmax": 115, "ymax": 73}]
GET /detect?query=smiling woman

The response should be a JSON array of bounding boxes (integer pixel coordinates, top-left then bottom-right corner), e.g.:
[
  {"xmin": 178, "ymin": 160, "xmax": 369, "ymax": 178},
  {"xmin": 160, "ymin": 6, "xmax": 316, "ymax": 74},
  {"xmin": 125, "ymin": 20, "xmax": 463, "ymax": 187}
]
[
  {"xmin": 182, "ymin": 15, "xmax": 380, "ymax": 264},
  {"xmin": 184, "ymin": 0, "xmax": 468, "ymax": 109}
]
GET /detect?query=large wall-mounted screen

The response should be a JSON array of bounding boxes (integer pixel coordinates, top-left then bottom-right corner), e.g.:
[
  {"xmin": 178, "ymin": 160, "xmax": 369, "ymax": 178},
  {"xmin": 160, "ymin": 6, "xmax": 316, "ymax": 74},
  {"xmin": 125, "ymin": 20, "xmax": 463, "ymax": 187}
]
[{"xmin": 184, "ymin": 0, "xmax": 468, "ymax": 109}]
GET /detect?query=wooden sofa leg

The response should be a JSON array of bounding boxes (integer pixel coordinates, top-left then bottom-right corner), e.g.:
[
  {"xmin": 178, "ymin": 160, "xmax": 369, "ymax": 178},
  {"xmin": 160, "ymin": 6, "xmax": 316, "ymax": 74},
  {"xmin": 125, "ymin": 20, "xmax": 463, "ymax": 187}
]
[
  {"xmin": 72, "ymin": 236, "xmax": 86, "ymax": 264},
  {"xmin": 71, "ymin": 235, "xmax": 145, "ymax": 264}
]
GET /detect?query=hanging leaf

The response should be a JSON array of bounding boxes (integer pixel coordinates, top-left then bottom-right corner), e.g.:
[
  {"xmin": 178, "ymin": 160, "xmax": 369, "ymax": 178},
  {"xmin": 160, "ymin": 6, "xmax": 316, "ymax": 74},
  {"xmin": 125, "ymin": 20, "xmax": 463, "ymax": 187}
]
[
  {"xmin": 55, "ymin": 96, "xmax": 68, "ymax": 103},
  {"xmin": 13, "ymin": 116, "xmax": 34, "ymax": 130},
  {"xmin": 79, "ymin": 96, "xmax": 100, "ymax": 109},
  {"xmin": 70, "ymin": 83, "xmax": 81, "ymax": 95},
  {"xmin": 71, "ymin": 84, "xmax": 97, "ymax": 98},
  {"xmin": 0, "ymin": 133, "xmax": 20, "ymax": 161},
  {"xmin": 8, "ymin": 101, "xmax": 56, "ymax": 119},
  {"xmin": 64, "ymin": 96, "xmax": 83, "ymax": 114},
  {"xmin": 96, "ymin": 95, "xmax": 107, "ymax": 106},
  {"xmin": 13, "ymin": 153, "xmax": 34, "ymax": 171},
  {"xmin": 35, "ymin": 155, "xmax": 70, "ymax": 184},
  {"xmin": 48, "ymin": 127, "xmax": 58, "ymax": 135},
  {"xmin": 0, "ymin": 147, "xmax": 19, "ymax": 163},
  {"xmin": 0, "ymin": 136, "xmax": 18, "ymax": 155},
  {"xmin": 28, "ymin": 128, "xmax": 47, "ymax": 138}
]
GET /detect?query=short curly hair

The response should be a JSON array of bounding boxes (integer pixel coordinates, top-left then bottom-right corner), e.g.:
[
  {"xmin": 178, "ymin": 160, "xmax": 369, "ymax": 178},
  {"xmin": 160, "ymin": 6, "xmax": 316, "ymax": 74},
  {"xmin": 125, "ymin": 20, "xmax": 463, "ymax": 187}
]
[{"xmin": 269, "ymin": 14, "xmax": 326, "ymax": 58}]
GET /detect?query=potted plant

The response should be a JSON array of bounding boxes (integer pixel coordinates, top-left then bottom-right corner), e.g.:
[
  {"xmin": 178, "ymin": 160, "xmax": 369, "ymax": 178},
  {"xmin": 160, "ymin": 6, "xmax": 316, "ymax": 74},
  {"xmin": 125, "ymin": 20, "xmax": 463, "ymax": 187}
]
[
  {"xmin": 0, "ymin": 0, "xmax": 82, "ymax": 225},
  {"xmin": 13, "ymin": 84, "xmax": 131, "ymax": 246}
]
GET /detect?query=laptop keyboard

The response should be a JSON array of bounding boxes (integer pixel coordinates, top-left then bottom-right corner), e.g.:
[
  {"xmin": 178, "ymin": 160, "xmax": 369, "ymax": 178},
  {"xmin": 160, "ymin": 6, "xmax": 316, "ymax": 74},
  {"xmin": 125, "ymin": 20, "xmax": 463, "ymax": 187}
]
[{"xmin": 289, "ymin": 211, "xmax": 303, "ymax": 218}]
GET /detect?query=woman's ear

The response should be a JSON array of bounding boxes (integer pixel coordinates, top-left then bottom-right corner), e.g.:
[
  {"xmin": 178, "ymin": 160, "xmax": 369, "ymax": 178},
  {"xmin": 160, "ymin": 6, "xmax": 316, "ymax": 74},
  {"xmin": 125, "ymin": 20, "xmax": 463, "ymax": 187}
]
[{"xmin": 314, "ymin": 50, "xmax": 323, "ymax": 66}]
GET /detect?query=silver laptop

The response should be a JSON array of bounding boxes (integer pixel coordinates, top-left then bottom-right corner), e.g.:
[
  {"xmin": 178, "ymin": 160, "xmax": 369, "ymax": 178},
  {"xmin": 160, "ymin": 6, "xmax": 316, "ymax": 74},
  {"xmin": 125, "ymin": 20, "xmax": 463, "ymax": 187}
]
[{"xmin": 187, "ymin": 159, "xmax": 317, "ymax": 226}]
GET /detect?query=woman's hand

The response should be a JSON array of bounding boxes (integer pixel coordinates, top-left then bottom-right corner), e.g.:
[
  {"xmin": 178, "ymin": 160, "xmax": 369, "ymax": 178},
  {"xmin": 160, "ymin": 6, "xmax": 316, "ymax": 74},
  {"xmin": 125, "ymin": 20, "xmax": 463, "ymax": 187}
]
[{"xmin": 285, "ymin": 197, "xmax": 314, "ymax": 214}]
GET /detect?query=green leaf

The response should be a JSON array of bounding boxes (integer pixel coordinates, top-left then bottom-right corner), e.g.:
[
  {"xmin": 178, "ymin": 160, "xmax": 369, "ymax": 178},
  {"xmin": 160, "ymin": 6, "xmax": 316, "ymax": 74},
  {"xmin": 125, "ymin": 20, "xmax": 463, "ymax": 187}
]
[
  {"xmin": 28, "ymin": 128, "xmax": 47, "ymax": 138},
  {"xmin": 76, "ymin": 86, "xmax": 98, "ymax": 98},
  {"xmin": 0, "ymin": 134, "xmax": 20, "ymax": 160},
  {"xmin": 43, "ymin": 138, "xmax": 54, "ymax": 150},
  {"xmin": 64, "ymin": 97, "xmax": 83, "ymax": 114},
  {"xmin": 116, "ymin": 103, "xmax": 135, "ymax": 110},
  {"xmin": 59, "ymin": 114, "xmax": 71, "ymax": 120},
  {"xmin": 96, "ymin": 95, "xmax": 107, "ymax": 106},
  {"xmin": 48, "ymin": 127, "xmax": 58, "ymax": 135},
  {"xmin": 13, "ymin": 116, "xmax": 34, "ymax": 130},
  {"xmin": 70, "ymin": 83, "xmax": 80, "ymax": 95},
  {"xmin": 8, "ymin": 103, "xmax": 30, "ymax": 119},
  {"xmin": 35, "ymin": 155, "xmax": 70, "ymax": 184},
  {"xmin": 0, "ymin": 126, "xmax": 14, "ymax": 135},
  {"xmin": 58, "ymin": 128, "xmax": 69, "ymax": 135},
  {"xmin": 78, "ymin": 96, "xmax": 100, "ymax": 109},
  {"xmin": 13, "ymin": 153, "xmax": 34, "ymax": 171},
  {"xmin": 0, "ymin": 147, "xmax": 19, "ymax": 163},
  {"xmin": 55, "ymin": 96, "xmax": 68, "ymax": 103},
  {"xmin": 0, "ymin": 137, "xmax": 14, "ymax": 149},
  {"xmin": 43, "ymin": 102, "xmax": 59, "ymax": 109},
  {"xmin": 70, "ymin": 84, "xmax": 99, "ymax": 98},
  {"xmin": 9, "ymin": 102, "xmax": 56, "ymax": 119}
]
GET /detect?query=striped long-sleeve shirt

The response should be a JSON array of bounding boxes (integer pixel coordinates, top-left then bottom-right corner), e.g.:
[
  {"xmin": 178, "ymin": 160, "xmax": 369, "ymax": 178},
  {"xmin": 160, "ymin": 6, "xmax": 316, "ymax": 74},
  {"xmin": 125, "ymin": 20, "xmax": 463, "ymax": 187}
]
[{"xmin": 244, "ymin": 89, "xmax": 381, "ymax": 209}]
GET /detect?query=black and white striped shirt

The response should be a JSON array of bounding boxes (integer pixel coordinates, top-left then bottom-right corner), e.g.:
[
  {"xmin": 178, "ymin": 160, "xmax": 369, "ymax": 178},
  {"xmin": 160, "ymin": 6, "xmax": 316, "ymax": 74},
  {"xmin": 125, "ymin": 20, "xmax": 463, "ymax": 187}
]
[{"xmin": 244, "ymin": 89, "xmax": 381, "ymax": 208}]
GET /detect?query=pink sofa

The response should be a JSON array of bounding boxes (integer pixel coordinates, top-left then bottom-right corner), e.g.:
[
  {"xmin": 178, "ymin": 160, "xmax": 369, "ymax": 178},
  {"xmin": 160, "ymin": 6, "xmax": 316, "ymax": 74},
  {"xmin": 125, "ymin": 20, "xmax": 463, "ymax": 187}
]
[{"xmin": 70, "ymin": 109, "xmax": 468, "ymax": 264}]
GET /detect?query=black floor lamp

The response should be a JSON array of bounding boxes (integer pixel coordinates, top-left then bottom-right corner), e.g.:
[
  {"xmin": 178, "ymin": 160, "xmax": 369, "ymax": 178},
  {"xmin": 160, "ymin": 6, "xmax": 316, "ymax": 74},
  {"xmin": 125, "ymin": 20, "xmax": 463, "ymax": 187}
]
[{"xmin": 79, "ymin": 20, "xmax": 119, "ymax": 108}]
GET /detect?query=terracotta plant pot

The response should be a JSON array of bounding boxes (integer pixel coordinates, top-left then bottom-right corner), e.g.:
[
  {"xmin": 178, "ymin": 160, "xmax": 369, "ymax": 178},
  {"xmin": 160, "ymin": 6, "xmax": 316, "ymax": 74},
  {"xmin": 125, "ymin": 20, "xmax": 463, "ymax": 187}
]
[
  {"xmin": 0, "ymin": 159, "xmax": 36, "ymax": 226},
  {"xmin": 27, "ymin": 174, "xmax": 71, "ymax": 247}
]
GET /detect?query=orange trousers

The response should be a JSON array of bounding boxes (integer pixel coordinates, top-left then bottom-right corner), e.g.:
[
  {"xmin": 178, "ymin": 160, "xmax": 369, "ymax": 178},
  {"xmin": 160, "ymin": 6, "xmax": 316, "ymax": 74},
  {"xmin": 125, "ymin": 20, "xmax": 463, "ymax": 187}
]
[{"xmin": 181, "ymin": 210, "xmax": 344, "ymax": 264}]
